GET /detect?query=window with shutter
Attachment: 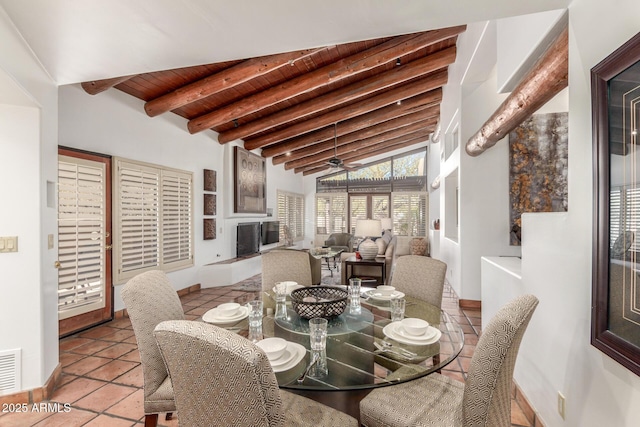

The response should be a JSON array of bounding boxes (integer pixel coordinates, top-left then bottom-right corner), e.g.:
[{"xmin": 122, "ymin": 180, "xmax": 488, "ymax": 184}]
[
  {"xmin": 277, "ymin": 190, "xmax": 305, "ymax": 242},
  {"xmin": 315, "ymin": 193, "xmax": 347, "ymax": 235},
  {"xmin": 113, "ymin": 158, "xmax": 193, "ymax": 283},
  {"xmin": 392, "ymin": 192, "xmax": 428, "ymax": 236}
]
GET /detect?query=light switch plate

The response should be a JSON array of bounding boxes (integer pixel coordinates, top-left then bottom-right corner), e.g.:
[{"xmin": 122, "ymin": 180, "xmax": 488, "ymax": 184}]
[{"xmin": 0, "ymin": 236, "xmax": 18, "ymax": 253}]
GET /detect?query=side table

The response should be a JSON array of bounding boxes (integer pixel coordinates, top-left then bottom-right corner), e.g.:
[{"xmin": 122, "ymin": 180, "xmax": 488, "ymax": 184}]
[{"xmin": 344, "ymin": 256, "xmax": 386, "ymax": 286}]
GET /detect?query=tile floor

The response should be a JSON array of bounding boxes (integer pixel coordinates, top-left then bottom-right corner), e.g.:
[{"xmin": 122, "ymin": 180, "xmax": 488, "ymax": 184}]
[{"xmin": 0, "ymin": 274, "xmax": 536, "ymax": 427}]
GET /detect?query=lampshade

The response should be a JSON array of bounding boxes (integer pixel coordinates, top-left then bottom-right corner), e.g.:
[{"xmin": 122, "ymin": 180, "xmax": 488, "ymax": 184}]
[
  {"xmin": 380, "ymin": 218, "xmax": 392, "ymax": 232},
  {"xmin": 355, "ymin": 219, "xmax": 382, "ymax": 238}
]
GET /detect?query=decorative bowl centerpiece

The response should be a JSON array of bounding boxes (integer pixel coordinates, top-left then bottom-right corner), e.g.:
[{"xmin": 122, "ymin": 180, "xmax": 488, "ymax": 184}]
[{"xmin": 290, "ymin": 286, "xmax": 348, "ymax": 319}]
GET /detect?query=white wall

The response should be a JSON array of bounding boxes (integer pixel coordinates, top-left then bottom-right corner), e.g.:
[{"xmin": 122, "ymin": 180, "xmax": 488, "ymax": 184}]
[
  {"xmin": 59, "ymin": 84, "xmax": 304, "ymax": 311},
  {"xmin": 0, "ymin": 9, "xmax": 59, "ymax": 392},
  {"xmin": 513, "ymin": 0, "xmax": 640, "ymax": 425}
]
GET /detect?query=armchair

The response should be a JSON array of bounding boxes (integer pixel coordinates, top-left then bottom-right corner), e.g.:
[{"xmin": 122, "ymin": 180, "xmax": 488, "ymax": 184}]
[{"xmin": 324, "ymin": 232, "xmax": 354, "ymax": 252}]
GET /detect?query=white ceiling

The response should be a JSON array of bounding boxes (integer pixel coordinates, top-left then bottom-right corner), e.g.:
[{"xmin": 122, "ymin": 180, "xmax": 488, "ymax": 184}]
[{"xmin": 0, "ymin": 0, "xmax": 570, "ymax": 85}]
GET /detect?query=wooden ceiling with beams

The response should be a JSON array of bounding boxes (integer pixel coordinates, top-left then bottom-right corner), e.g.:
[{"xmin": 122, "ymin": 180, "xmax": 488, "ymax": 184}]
[{"xmin": 82, "ymin": 25, "xmax": 465, "ymax": 175}]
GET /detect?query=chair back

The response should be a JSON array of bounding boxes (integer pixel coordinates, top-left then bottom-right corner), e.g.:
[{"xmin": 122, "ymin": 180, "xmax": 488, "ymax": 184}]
[
  {"xmin": 262, "ymin": 250, "xmax": 313, "ymax": 309},
  {"xmin": 462, "ymin": 294, "xmax": 539, "ymax": 427},
  {"xmin": 325, "ymin": 233, "xmax": 354, "ymax": 250},
  {"xmin": 154, "ymin": 320, "xmax": 285, "ymax": 427},
  {"xmin": 390, "ymin": 255, "xmax": 447, "ymax": 308},
  {"xmin": 121, "ymin": 270, "xmax": 184, "ymax": 406}
]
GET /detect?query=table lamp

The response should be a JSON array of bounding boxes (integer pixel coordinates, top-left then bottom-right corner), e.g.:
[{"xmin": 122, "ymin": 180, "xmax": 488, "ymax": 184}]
[
  {"xmin": 380, "ymin": 218, "xmax": 393, "ymax": 235},
  {"xmin": 355, "ymin": 219, "xmax": 381, "ymax": 260}
]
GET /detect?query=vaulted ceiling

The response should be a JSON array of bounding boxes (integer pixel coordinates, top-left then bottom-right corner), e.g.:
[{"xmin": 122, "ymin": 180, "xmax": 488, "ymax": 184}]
[{"xmin": 82, "ymin": 26, "xmax": 464, "ymax": 175}]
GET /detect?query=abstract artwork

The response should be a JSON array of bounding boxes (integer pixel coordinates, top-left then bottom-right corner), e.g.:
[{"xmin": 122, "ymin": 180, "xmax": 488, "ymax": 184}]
[
  {"xmin": 204, "ymin": 218, "xmax": 216, "ymax": 240},
  {"xmin": 234, "ymin": 146, "xmax": 266, "ymax": 214},
  {"xmin": 204, "ymin": 194, "xmax": 216, "ymax": 216},
  {"xmin": 204, "ymin": 169, "xmax": 216, "ymax": 192},
  {"xmin": 509, "ymin": 112, "xmax": 568, "ymax": 245}
]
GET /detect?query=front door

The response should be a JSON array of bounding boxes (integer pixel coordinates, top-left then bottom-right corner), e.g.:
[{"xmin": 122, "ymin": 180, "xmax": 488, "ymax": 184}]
[{"xmin": 57, "ymin": 148, "xmax": 112, "ymax": 337}]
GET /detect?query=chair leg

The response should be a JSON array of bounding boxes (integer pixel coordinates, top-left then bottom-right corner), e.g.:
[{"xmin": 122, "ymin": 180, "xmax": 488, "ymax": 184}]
[
  {"xmin": 166, "ymin": 412, "xmax": 173, "ymax": 420},
  {"xmin": 145, "ymin": 414, "xmax": 158, "ymax": 427}
]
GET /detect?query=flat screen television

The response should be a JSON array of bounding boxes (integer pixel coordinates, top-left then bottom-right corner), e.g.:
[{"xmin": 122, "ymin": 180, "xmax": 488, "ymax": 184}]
[
  {"xmin": 237, "ymin": 222, "xmax": 260, "ymax": 257},
  {"xmin": 261, "ymin": 221, "xmax": 280, "ymax": 245}
]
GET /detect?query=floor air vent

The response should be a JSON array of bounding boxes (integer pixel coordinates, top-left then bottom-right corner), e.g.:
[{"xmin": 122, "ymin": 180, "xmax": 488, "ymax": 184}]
[{"xmin": 0, "ymin": 349, "xmax": 21, "ymax": 394}]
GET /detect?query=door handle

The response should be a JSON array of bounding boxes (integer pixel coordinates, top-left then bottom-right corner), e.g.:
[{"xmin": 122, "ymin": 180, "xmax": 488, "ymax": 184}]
[
  {"xmin": 54, "ymin": 261, "xmax": 61, "ymax": 269},
  {"xmin": 105, "ymin": 245, "xmax": 112, "ymax": 251}
]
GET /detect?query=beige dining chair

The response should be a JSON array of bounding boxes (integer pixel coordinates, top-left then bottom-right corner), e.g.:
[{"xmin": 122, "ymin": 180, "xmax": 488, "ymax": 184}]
[
  {"xmin": 391, "ymin": 255, "xmax": 447, "ymax": 308},
  {"xmin": 360, "ymin": 294, "xmax": 539, "ymax": 427},
  {"xmin": 121, "ymin": 270, "xmax": 184, "ymax": 427},
  {"xmin": 153, "ymin": 319, "xmax": 359, "ymax": 427},
  {"xmin": 262, "ymin": 250, "xmax": 313, "ymax": 310}
]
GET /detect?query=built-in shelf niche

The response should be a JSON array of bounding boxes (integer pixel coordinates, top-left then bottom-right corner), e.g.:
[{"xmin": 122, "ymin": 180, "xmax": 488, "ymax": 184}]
[{"xmin": 444, "ymin": 168, "xmax": 459, "ymax": 242}]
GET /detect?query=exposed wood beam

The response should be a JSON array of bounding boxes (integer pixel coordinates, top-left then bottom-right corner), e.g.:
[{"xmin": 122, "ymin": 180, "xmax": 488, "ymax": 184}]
[
  {"xmin": 300, "ymin": 132, "xmax": 433, "ymax": 175},
  {"xmin": 143, "ymin": 48, "xmax": 326, "ymax": 117},
  {"xmin": 465, "ymin": 25, "xmax": 568, "ymax": 156},
  {"xmin": 218, "ymin": 46, "xmax": 457, "ymax": 143},
  {"xmin": 263, "ymin": 94, "xmax": 441, "ymax": 159},
  {"xmin": 278, "ymin": 110, "xmax": 439, "ymax": 167},
  {"xmin": 244, "ymin": 77, "xmax": 446, "ymax": 150},
  {"xmin": 289, "ymin": 120, "xmax": 436, "ymax": 171},
  {"xmin": 81, "ymin": 75, "xmax": 135, "ymax": 95},
  {"xmin": 187, "ymin": 25, "xmax": 465, "ymax": 134}
]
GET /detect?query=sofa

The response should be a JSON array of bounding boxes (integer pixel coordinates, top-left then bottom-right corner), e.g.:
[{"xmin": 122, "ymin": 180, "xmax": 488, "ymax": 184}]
[{"xmin": 339, "ymin": 234, "xmax": 429, "ymax": 286}]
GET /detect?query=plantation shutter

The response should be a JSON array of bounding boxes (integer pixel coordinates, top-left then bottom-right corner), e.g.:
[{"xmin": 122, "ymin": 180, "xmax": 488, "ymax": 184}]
[
  {"xmin": 162, "ymin": 170, "xmax": 193, "ymax": 267},
  {"xmin": 350, "ymin": 195, "xmax": 367, "ymax": 234},
  {"xmin": 315, "ymin": 193, "xmax": 348, "ymax": 234},
  {"xmin": 391, "ymin": 192, "xmax": 428, "ymax": 236},
  {"xmin": 113, "ymin": 158, "xmax": 193, "ymax": 284},
  {"xmin": 57, "ymin": 156, "xmax": 106, "ymax": 320},
  {"xmin": 278, "ymin": 190, "xmax": 304, "ymax": 242}
]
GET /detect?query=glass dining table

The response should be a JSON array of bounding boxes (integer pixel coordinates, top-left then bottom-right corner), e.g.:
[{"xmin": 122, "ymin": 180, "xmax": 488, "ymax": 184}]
[{"xmin": 210, "ymin": 289, "xmax": 465, "ymax": 420}]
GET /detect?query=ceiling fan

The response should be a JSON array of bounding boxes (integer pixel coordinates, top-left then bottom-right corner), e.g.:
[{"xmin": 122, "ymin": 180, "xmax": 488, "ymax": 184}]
[{"xmin": 326, "ymin": 123, "xmax": 361, "ymax": 171}]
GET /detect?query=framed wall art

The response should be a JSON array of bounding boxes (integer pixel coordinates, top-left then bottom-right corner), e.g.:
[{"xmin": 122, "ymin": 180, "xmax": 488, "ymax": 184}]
[
  {"xmin": 592, "ymin": 31, "xmax": 640, "ymax": 376},
  {"xmin": 204, "ymin": 169, "xmax": 216, "ymax": 192},
  {"xmin": 234, "ymin": 146, "xmax": 266, "ymax": 214},
  {"xmin": 203, "ymin": 218, "xmax": 216, "ymax": 240},
  {"xmin": 204, "ymin": 193, "xmax": 216, "ymax": 216}
]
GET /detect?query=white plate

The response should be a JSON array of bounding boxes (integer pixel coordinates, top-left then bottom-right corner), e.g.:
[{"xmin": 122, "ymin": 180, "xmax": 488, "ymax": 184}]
[
  {"xmin": 383, "ymin": 322, "xmax": 442, "ymax": 345},
  {"xmin": 364, "ymin": 290, "xmax": 406, "ymax": 301},
  {"xmin": 267, "ymin": 342, "xmax": 298, "ymax": 368},
  {"xmin": 202, "ymin": 306, "xmax": 249, "ymax": 324},
  {"xmin": 272, "ymin": 283, "xmax": 305, "ymax": 295},
  {"xmin": 396, "ymin": 324, "xmax": 438, "ymax": 341},
  {"xmin": 272, "ymin": 342, "xmax": 306, "ymax": 373}
]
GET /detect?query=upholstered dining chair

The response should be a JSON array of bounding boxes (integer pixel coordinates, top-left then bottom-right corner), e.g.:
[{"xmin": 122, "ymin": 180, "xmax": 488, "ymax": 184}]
[
  {"xmin": 391, "ymin": 255, "xmax": 447, "ymax": 308},
  {"xmin": 262, "ymin": 250, "xmax": 313, "ymax": 310},
  {"xmin": 153, "ymin": 319, "xmax": 359, "ymax": 427},
  {"xmin": 121, "ymin": 270, "xmax": 184, "ymax": 427},
  {"xmin": 360, "ymin": 294, "xmax": 539, "ymax": 427}
]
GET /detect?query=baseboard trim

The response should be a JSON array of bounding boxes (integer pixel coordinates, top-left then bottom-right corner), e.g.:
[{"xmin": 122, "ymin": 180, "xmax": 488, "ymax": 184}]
[
  {"xmin": 459, "ymin": 299, "xmax": 481, "ymax": 309},
  {"xmin": 0, "ymin": 363, "xmax": 61, "ymax": 405},
  {"xmin": 513, "ymin": 381, "xmax": 545, "ymax": 427}
]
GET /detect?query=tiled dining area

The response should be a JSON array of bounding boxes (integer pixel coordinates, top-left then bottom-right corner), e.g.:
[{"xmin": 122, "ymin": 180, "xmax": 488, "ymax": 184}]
[{"xmin": 0, "ymin": 275, "xmax": 539, "ymax": 427}]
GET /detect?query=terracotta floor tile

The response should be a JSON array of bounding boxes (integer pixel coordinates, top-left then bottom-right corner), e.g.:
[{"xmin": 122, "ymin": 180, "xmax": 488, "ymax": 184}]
[
  {"xmin": 56, "ymin": 373, "xmax": 78, "ymax": 388},
  {"xmin": 79, "ymin": 325, "xmax": 118, "ymax": 339},
  {"xmin": 101, "ymin": 329, "xmax": 136, "ymax": 342},
  {"xmin": 108, "ymin": 318, "xmax": 133, "ymax": 329},
  {"xmin": 64, "ymin": 356, "xmax": 112, "ymax": 376},
  {"xmin": 0, "ymin": 408, "xmax": 55, "ymax": 426},
  {"xmin": 74, "ymin": 383, "xmax": 137, "ymax": 412},
  {"xmin": 113, "ymin": 365, "xmax": 144, "ymax": 388},
  {"xmin": 85, "ymin": 360, "xmax": 138, "ymax": 382},
  {"xmin": 59, "ymin": 337, "xmax": 93, "ymax": 352},
  {"xmin": 119, "ymin": 348, "xmax": 141, "ymax": 363},
  {"xmin": 59, "ymin": 352, "xmax": 86, "ymax": 368},
  {"xmin": 50, "ymin": 377, "xmax": 107, "ymax": 404},
  {"xmin": 123, "ymin": 335, "xmax": 138, "ymax": 344},
  {"xmin": 83, "ymin": 413, "xmax": 138, "ymax": 427},
  {"xmin": 94, "ymin": 343, "xmax": 137, "ymax": 359},
  {"xmin": 184, "ymin": 306, "xmax": 209, "ymax": 316},
  {"xmin": 70, "ymin": 339, "xmax": 115, "ymax": 355},
  {"xmin": 32, "ymin": 407, "xmax": 97, "ymax": 426},
  {"xmin": 184, "ymin": 314, "xmax": 200, "ymax": 320},
  {"xmin": 105, "ymin": 388, "xmax": 145, "ymax": 421}
]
